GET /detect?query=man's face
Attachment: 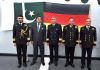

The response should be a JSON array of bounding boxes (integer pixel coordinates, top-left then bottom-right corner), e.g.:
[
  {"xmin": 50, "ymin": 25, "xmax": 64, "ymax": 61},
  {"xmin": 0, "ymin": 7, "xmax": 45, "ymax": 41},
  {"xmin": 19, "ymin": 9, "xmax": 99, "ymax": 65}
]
[
  {"xmin": 86, "ymin": 19, "xmax": 91, "ymax": 26},
  {"xmin": 36, "ymin": 17, "xmax": 42, "ymax": 23},
  {"xmin": 17, "ymin": 17, "xmax": 23, "ymax": 23},
  {"xmin": 69, "ymin": 18, "xmax": 74, "ymax": 25},
  {"xmin": 51, "ymin": 17, "xmax": 56, "ymax": 24}
]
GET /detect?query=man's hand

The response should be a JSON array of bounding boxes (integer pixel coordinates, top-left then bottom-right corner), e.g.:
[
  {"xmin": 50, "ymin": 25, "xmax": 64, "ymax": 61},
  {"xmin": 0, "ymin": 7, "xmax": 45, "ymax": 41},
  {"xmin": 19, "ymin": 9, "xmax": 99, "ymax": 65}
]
[
  {"xmin": 27, "ymin": 42, "xmax": 29, "ymax": 46},
  {"xmin": 93, "ymin": 45, "xmax": 96, "ymax": 48},
  {"xmin": 58, "ymin": 42, "xmax": 61, "ymax": 46},
  {"xmin": 31, "ymin": 41, "xmax": 33, "ymax": 44},
  {"xmin": 93, "ymin": 41, "xmax": 96, "ymax": 48},
  {"xmin": 14, "ymin": 43, "xmax": 16, "ymax": 47},
  {"xmin": 80, "ymin": 44, "xmax": 82, "ymax": 48},
  {"xmin": 43, "ymin": 42, "xmax": 46, "ymax": 45},
  {"xmin": 47, "ymin": 42, "xmax": 49, "ymax": 45}
]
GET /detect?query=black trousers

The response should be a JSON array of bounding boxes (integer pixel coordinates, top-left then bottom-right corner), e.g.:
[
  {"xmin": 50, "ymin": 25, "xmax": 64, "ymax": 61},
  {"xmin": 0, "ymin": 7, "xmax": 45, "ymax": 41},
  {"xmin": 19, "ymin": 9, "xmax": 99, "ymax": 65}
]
[
  {"xmin": 49, "ymin": 44, "xmax": 58, "ymax": 62},
  {"xmin": 81, "ymin": 47, "xmax": 93, "ymax": 66},
  {"xmin": 16, "ymin": 44, "xmax": 27, "ymax": 65},
  {"xmin": 65, "ymin": 46, "xmax": 75, "ymax": 64},
  {"xmin": 33, "ymin": 43, "xmax": 44, "ymax": 63}
]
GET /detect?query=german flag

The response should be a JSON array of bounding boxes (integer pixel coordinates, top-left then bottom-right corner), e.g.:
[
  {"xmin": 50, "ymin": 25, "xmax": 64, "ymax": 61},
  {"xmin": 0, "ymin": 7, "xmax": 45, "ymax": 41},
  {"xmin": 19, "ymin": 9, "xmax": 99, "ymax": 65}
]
[{"xmin": 43, "ymin": 2, "xmax": 90, "ymax": 31}]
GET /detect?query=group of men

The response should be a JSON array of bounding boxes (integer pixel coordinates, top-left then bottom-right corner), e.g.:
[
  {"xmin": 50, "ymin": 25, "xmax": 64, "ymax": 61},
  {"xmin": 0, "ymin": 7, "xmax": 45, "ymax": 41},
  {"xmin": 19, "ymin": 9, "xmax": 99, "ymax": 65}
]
[{"xmin": 13, "ymin": 15, "xmax": 97, "ymax": 70}]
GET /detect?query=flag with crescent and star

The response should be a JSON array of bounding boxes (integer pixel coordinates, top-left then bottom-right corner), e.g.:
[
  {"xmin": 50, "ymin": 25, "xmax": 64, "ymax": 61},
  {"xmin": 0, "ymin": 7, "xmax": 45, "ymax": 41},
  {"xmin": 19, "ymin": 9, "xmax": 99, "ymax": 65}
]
[{"xmin": 14, "ymin": 2, "xmax": 44, "ymax": 27}]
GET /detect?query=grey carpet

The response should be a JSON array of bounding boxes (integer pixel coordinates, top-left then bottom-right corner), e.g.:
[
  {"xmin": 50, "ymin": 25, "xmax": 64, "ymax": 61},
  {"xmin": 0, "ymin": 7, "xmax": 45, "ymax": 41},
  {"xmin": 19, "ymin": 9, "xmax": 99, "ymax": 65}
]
[
  {"xmin": 49, "ymin": 59, "xmax": 100, "ymax": 70},
  {"xmin": 0, "ymin": 56, "xmax": 100, "ymax": 70},
  {"xmin": 0, "ymin": 56, "xmax": 40, "ymax": 70}
]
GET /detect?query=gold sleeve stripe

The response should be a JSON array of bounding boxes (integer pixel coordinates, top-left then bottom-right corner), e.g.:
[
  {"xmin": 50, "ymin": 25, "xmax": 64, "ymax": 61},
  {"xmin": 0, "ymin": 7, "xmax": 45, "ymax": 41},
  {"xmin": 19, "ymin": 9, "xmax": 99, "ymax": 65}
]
[
  {"xmin": 27, "ymin": 38, "xmax": 30, "ymax": 40},
  {"xmin": 13, "ymin": 38, "xmax": 16, "ymax": 41},
  {"xmin": 62, "ymin": 40, "xmax": 65, "ymax": 42},
  {"xmin": 59, "ymin": 38, "xmax": 62, "ymax": 41},
  {"xmin": 94, "ymin": 41, "xmax": 96, "ymax": 44},
  {"xmin": 46, "ymin": 38, "xmax": 49, "ymax": 41},
  {"xmin": 76, "ymin": 40, "xmax": 79, "ymax": 43},
  {"xmin": 79, "ymin": 40, "xmax": 82, "ymax": 43}
]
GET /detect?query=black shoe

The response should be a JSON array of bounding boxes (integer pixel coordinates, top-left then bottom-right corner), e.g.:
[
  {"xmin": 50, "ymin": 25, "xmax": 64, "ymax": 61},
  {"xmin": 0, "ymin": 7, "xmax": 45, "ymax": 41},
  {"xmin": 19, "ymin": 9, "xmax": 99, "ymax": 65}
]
[
  {"xmin": 54, "ymin": 62, "xmax": 58, "ymax": 66},
  {"xmin": 81, "ymin": 64, "xmax": 85, "ymax": 69},
  {"xmin": 87, "ymin": 66, "xmax": 92, "ymax": 70},
  {"xmin": 17, "ymin": 64, "xmax": 21, "ymax": 68},
  {"xmin": 30, "ymin": 62, "xmax": 36, "ymax": 66},
  {"xmin": 65, "ymin": 63, "xmax": 69, "ymax": 67},
  {"xmin": 41, "ymin": 62, "xmax": 45, "ymax": 66},
  {"xmin": 70, "ymin": 63, "xmax": 75, "ymax": 68},
  {"xmin": 23, "ymin": 63, "xmax": 27, "ymax": 67},
  {"xmin": 49, "ymin": 61, "xmax": 53, "ymax": 65}
]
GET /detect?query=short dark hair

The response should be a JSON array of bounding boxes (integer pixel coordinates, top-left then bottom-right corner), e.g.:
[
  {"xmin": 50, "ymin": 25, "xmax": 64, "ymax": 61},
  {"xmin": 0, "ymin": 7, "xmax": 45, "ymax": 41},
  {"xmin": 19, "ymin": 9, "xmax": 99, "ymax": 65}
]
[
  {"xmin": 36, "ymin": 16, "xmax": 42, "ymax": 19},
  {"xmin": 17, "ymin": 14, "xmax": 23, "ymax": 17}
]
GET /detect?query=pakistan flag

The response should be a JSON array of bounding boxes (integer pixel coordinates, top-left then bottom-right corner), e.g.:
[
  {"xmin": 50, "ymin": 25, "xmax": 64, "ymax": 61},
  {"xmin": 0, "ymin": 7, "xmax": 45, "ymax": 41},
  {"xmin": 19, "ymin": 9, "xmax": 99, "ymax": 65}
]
[{"xmin": 14, "ymin": 2, "xmax": 44, "ymax": 27}]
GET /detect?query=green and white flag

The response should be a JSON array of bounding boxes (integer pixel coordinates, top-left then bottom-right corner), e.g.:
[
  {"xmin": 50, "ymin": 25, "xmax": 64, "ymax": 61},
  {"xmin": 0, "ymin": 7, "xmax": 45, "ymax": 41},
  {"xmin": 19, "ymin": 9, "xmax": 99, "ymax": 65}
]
[{"xmin": 14, "ymin": 2, "xmax": 44, "ymax": 27}]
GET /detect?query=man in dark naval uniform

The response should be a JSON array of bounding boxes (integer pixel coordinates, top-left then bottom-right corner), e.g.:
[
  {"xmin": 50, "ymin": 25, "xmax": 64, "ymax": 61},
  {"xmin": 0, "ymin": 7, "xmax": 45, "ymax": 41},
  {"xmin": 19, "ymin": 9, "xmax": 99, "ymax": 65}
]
[
  {"xmin": 62, "ymin": 17, "xmax": 78, "ymax": 68},
  {"xmin": 13, "ymin": 15, "xmax": 30, "ymax": 68},
  {"xmin": 30, "ymin": 16, "xmax": 46, "ymax": 66},
  {"xmin": 80, "ymin": 18, "xmax": 97, "ymax": 70},
  {"xmin": 47, "ymin": 16, "xmax": 62, "ymax": 66}
]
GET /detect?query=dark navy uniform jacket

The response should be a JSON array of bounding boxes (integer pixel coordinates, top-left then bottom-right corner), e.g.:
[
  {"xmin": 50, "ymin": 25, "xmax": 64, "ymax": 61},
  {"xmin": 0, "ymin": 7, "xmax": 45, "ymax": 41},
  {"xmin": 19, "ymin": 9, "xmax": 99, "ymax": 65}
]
[
  {"xmin": 47, "ymin": 23, "xmax": 62, "ymax": 44},
  {"xmin": 13, "ymin": 23, "xmax": 30, "ymax": 44},
  {"xmin": 80, "ymin": 26, "xmax": 97, "ymax": 48},
  {"xmin": 63, "ymin": 24, "xmax": 78, "ymax": 47}
]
